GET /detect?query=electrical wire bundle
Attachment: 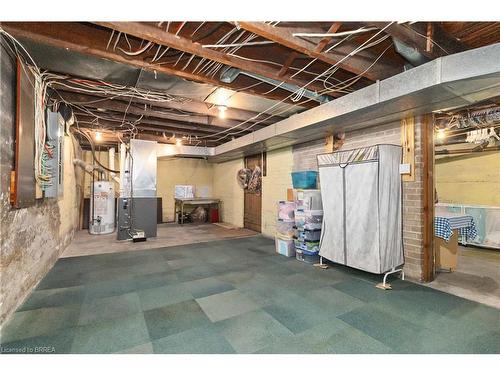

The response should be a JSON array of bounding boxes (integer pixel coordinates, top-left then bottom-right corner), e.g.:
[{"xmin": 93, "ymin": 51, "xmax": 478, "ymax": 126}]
[
  {"xmin": 3, "ymin": 22, "xmax": 398, "ymax": 149},
  {"xmin": 192, "ymin": 22, "xmax": 397, "ymax": 143},
  {"xmin": 0, "ymin": 27, "xmax": 57, "ymax": 187}
]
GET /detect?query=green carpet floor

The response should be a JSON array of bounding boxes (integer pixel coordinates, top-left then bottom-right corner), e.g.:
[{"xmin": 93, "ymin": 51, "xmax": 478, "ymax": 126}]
[{"xmin": 1, "ymin": 236, "xmax": 499, "ymax": 354}]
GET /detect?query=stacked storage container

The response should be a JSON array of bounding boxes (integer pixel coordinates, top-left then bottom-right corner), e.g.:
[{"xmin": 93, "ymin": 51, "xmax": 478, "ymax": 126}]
[
  {"xmin": 275, "ymin": 201, "xmax": 296, "ymax": 257},
  {"xmin": 290, "ymin": 172, "xmax": 323, "ymax": 264}
]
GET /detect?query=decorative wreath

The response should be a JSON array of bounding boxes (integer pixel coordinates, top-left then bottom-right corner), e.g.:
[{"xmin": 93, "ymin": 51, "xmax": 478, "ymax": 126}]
[{"xmin": 237, "ymin": 166, "xmax": 262, "ymax": 193}]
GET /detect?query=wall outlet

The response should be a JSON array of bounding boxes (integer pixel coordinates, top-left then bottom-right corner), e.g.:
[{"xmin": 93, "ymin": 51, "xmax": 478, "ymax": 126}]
[{"xmin": 399, "ymin": 163, "xmax": 411, "ymax": 175}]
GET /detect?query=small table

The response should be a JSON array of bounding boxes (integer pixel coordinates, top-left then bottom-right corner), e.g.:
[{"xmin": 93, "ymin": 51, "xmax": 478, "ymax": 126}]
[
  {"xmin": 434, "ymin": 213, "xmax": 477, "ymax": 271},
  {"xmin": 174, "ymin": 197, "xmax": 221, "ymax": 224}
]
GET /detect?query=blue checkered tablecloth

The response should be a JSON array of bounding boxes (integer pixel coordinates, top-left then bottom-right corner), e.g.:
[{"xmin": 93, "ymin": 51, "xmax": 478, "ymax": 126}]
[{"xmin": 435, "ymin": 214, "xmax": 478, "ymax": 242}]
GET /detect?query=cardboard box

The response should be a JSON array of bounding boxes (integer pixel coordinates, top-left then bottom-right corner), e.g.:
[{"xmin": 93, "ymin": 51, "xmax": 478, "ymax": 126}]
[{"xmin": 435, "ymin": 229, "xmax": 458, "ymax": 271}]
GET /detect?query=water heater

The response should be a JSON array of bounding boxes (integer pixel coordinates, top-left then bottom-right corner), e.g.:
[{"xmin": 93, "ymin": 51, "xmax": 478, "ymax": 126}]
[{"xmin": 90, "ymin": 181, "xmax": 115, "ymax": 234}]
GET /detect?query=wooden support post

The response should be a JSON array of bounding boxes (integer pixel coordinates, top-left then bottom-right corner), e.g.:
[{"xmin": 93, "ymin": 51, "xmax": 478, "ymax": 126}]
[
  {"xmin": 422, "ymin": 114, "xmax": 435, "ymax": 282},
  {"xmin": 401, "ymin": 117, "xmax": 415, "ymax": 182}
]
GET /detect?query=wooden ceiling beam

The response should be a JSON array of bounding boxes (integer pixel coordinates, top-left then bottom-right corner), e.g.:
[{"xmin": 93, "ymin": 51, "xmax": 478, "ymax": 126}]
[
  {"xmin": 235, "ymin": 22, "xmax": 401, "ymax": 81},
  {"xmin": 278, "ymin": 51, "xmax": 299, "ymax": 77},
  {"xmin": 73, "ymin": 113, "xmax": 226, "ymax": 138},
  {"xmin": 314, "ymin": 23, "xmax": 342, "ymax": 53},
  {"xmin": 51, "ymin": 82, "xmax": 281, "ymax": 125},
  {"xmin": 55, "ymin": 90, "xmax": 262, "ymax": 132},
  {"xmin": 74, "ymin": 128, "xmax": 221, "ymax": 147},
  {"xmin": 1, "ymin": 22, "xmax": 314, "ymax": 108},
  {"xmin": 367, "ymin": 22, "xmax": 467, "ymax": 59},
  {"xmin": 94, "ymin": 22, "xmax": 335, "ymax": 98}
]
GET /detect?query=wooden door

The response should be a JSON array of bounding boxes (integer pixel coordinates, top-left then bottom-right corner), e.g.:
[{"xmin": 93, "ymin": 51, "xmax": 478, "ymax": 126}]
[{"xmin": 244, "ymin": 154, "xmax": 263, "ymax": 232}]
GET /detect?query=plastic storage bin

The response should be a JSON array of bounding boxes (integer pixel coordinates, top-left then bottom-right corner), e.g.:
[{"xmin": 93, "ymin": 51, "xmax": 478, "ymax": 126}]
[
  {"xmin": 275, "ymin": 237, "xmax": 295, "ymax": 257},
  {"xmin": 294, "ymin": 239, "xmax": 320, "ymax": 252},
  {"xmin": 295, "ymin": 248, "xmax": 304, "ymax": 262},
  {"xmin": 291, "ymin": 171, "xmax": 318, "ymax": 189},
  {"xmin": 276, "ymin": 221, "xmax": 295, "ymax": 238},
  {"xmin": 297, "ymin": 229, "xmax": 321, "ymax": 241},
  {"xmin": 295, "ymin": 209, "xmax": 323, "ymax": 230},
  {"xmin": 302, "ymin": 249, "xmax": 320, "ymax": 264},
  {"xmin": 277, "ymin": 201, "xmax": 296, "ymax": 222},
  {"xmin": 304, "ymin": 210, "xmax": 323, "ymax": 230},
  {"xmin": 294, "ymin": 209, "xmax": 305, "ymax": 228},
  {"xmin": 295, "ymin": 189, "xmax": 323, "ymax": 210}
]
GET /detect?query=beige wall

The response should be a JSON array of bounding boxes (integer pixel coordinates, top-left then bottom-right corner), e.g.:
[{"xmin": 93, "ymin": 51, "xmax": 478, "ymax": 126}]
[
  {"xmin": 213, "ymin": 158, "xmax": 245, "ymax": 228},
  {"xmin": 436, "ymin": 151, "xmax": 500, "ymax": 206},
  {"xmin": 261, "ymin": 147, "xmax": 293, "ymax": 237},
  {"xmin": 157, "ymin": 158, "xmax": 214, "ymax": 222}
]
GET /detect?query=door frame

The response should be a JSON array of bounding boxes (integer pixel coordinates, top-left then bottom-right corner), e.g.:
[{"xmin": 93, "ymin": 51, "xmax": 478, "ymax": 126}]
[
  {"xmin": 243, "ymin": 153, "xmax": 265, "ymax": 232},
  {"xmin": 422, "ymin": 114, "xmax": 436, "ymax": 282}
]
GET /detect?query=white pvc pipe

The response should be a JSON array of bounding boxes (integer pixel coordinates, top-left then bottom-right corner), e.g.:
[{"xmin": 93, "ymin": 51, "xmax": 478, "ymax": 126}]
[
  {"xmin": 109, "ymin": 147, "xmax": 115, "ymax": 173},
  {"xmin": 109, "ymin": 147, "xmax": 120, "ymax": 186},
  {"xmin": 119, "ymin": 143, "xmax": 126, "ymax": 196}
]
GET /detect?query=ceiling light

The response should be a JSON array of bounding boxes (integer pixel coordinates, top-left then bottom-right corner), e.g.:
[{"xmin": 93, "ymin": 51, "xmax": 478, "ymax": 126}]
[
  {"xmin": 436, "ymin": 128, "xmax": 446, "ymax": 140},
  {"xmin": 95, "ymin": 131, "xmax": 103, "ymax": 142},
  {"xmin": 176, "ymin": 138, "xmax": 182, "ymax": 147},
  {"xmin": 218, "ymin": 105, "xmax": 228, "ymax": 119}
]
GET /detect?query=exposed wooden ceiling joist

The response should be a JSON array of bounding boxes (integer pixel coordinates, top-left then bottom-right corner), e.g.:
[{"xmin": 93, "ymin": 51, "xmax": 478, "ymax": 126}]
[
  {"xmin": 50, "ymin": 82, "xmax": 281, "ymax": 125},
  {"xmin": 74, "ymin": 128, "xmax": 219, "ymax": 148},
  {"xmin": 235, "ymin": 22, "xmax": 401, "ymax": 81},
  {"xmin": 1, "ymin": 22, "xmax": 314, "ymax": 107},
  {"xmin": 314, "ymin": 23, "xmax": 343, "ymax": 53},
  {"xmin": 367, "ymin": 22, "xmax": 467, "ymax": 59},
  {"xmin": 55, "ymin": 90, "xmax": 263, "ymax": 132},
  {"xmin": 93, "ymin": 21, "xmax": 338, "ymax": 98},
  {"xmin": 74, "ymin": 111, "xmax": 232, "ymax": 134},
  {"xmin": 73, "ymin": 113, "xmax": 228, "ymax": 138}
]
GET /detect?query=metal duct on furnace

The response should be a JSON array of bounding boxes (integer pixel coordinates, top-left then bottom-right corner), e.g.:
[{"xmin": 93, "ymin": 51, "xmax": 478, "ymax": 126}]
[{"xmin": 129, "ymin": 139, "xmax": 157, "ymax": 198}]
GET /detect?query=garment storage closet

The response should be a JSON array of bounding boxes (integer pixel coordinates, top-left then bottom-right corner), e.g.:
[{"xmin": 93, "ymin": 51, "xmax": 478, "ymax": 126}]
[{"xmin": 317, "ymin": 144, "xmax": 404, "ymax": 285}]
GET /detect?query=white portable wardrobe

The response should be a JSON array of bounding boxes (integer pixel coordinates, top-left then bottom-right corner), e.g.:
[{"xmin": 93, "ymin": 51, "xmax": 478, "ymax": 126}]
[{"xmin": 317, "ymin": 144, "xmax": 404, "ymax": 286}]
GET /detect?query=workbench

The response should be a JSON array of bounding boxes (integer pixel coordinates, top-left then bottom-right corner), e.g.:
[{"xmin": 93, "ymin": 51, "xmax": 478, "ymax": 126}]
[{"xmin": 174, "ymin": 197, "xmax": 220, "ymax": 224}]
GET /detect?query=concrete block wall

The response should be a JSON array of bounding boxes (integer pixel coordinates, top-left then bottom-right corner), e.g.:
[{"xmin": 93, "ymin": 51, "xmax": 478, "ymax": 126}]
[
  {"xmin": 292, "ymin": 119, "xmax": 426, "ymax": 281},
  {"xmin": 157, "ymin": 158, "xmax": 214, "ymax": 222},
  {"xmin": 435, "ymin": 150, "xmax": 500, "ymax": 206},
  {"xmin": 261, "ymin": 147, "xmax": 293, "ymax": 237},
  {"xmin": 213, "ymin": 158, "xmax": 245, "ymax": 228}
]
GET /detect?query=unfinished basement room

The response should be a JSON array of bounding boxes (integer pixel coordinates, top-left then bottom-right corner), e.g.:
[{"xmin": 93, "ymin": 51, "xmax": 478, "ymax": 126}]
[{"xmin": 1, "ymin": 3, "xmax": 499, "ymax": 369}]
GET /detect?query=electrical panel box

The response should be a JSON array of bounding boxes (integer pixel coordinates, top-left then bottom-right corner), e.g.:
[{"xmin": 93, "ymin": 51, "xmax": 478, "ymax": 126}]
[{"xmin": 43, "ymin": 111, "xmax": 64, "ymax": 198}]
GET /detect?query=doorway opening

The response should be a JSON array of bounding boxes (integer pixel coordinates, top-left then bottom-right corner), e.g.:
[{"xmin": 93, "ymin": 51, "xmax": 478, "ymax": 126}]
[{"xmin": 429, "ymin": 101, "xmax": 500, "ymax": 308}]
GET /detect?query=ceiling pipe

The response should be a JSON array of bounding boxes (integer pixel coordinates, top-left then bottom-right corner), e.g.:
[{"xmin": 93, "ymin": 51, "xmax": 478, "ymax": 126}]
[{"xmin": 219, "ymin": 66, "xmax": 330, "ymax": 104}]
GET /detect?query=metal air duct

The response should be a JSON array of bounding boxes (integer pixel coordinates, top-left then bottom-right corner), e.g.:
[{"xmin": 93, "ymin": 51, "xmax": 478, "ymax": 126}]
[{"xmin": 219, "ymin": 67, "xmax": 330, "ymax": 104}]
